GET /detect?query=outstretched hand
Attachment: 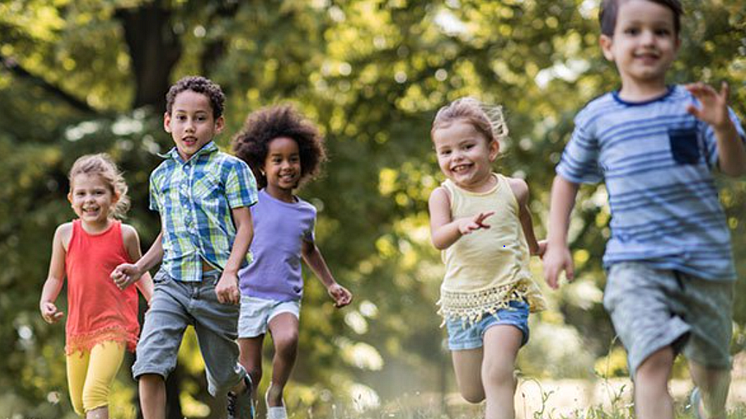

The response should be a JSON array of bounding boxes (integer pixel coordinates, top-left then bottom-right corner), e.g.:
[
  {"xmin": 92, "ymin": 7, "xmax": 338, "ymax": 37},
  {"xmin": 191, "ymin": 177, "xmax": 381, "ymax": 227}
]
[
  {"xmin": 458, "ymin": 211, "xmax": 495, "ymax": 235},
  {"xmin": 686, "ymin": 82, "xmax": 731, "ymax": 130},
  {"xmin": 328, "ymin": 283, "xmax": 353, "ymax": 308}
]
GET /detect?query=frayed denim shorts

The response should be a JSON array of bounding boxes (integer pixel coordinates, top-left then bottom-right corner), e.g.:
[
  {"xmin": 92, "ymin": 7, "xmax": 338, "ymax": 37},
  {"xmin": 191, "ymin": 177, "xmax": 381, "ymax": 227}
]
[{"xmin": 445, "ymin": 300, "xmax": 530, "ymax": 351}]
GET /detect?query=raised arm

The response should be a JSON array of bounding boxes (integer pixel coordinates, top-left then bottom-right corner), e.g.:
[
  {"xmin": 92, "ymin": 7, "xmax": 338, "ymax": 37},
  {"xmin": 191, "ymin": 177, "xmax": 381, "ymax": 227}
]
[
  {"xmin": 686, "ymin": 82, "xmax": 746, "ymax": 177},
  {"xmin": 302, "ymin": 240, "xmax": 352, "ymax": 308},
  {"xmin": 40, "ymin": 224, "xmax": 70, "ymax": 324},
  {"xmin": 508, "ymin": 178, "xmax": 545, "ymax": 257},
  {"xmin": 428, "ymin": 186, "xmax": 493, "ymax": 250},
  {"xmin": 543, "ymin": 176, "xmax": 580, "ymax": 289}
]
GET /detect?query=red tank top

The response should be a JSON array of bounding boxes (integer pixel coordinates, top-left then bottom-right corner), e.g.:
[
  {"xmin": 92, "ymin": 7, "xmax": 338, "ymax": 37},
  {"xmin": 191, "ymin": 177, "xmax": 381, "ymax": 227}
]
[{"xmin": 64, "ymin": 220, "xmax": 140, "ymax": 354}]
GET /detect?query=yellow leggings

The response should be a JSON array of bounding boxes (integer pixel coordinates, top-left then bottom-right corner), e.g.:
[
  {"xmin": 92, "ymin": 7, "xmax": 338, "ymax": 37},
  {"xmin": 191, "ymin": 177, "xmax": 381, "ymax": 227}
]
[{"xmin": 66, "ymin": 341, "xmax": 125, "ymax": 416}]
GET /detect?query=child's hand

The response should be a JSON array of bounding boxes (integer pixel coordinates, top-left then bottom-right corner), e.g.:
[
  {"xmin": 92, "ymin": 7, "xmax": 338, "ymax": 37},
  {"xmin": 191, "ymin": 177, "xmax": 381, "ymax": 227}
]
[
  {"xmin": 40, "ymin": 301, "xmax": 64, "ymax": 324},
  {"xmin": 542, "ymin": 244, "xmax": 574, "ymax": 290},
  {"xmin": 111, "ymin": 263, "xmax": 142, "ymax": 290},
  {"xmin": 531, "ymin": 240, "xmax": 547, "ymax": 258},
  {"xmin": 327, "ymin": 283, "xmax": 353, "ymax": 308},
  {"xmin": 458, "ymin": 211, "xmax": 495, "ymax": 235},
  {"xmin": 215, "ymin": 272, "xmax": 240, "ymax": 305},
  {"xmin": 686, "ymin": 82, "xmax": 733, "ymax": 131}
]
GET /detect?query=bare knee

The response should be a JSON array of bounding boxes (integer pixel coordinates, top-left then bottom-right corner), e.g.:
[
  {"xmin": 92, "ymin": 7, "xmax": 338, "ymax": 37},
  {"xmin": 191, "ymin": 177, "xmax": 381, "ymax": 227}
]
[
  {"xmin": 636, "ymin": 348, "xmax": 674, "ymax": 390},
  {"xmin": 460, "ymin": 388, "xmax": 485, "ymax": 404},
  {"xmin": 482, "ymin": 359, "xmax": 515, "ymax": 389},
  {"xmin": 273, "ymin": 331, "xmax": 299, "ymax": 359}
]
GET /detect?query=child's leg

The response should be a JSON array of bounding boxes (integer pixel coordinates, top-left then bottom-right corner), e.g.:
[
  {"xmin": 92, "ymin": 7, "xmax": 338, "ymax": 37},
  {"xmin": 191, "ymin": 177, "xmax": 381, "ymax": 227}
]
[
  {"xmin": 482, "ymin": 325, "xmax": 522, "ymax": 419},
  {"xmin": 66, "ymin": 350, "xmax": 91, "ymax": 416},
  {"xmin": 266, "ymin": 313, "xmax": 300, "ymax": 406},
  {"xmin": 238, "ymin": 337, "xmax": 265, "ymax": 399},
  {"xmin": 451, "ymin": 348, "xmax": 485, "ymax": 403},
  {"xmin": 139, "ymin": 374, "xmax": 166, "ymax": 419},
  {"xmin": 634, "ymin": 346, "xmax": 675, "ymax": 419},
  {"xmin": 80, "ymin": 341, "xmax": 125, "ymax": 418},
  {"xmin": 689, "ymin": 362, "xmax": 730, "ymax": 419}
]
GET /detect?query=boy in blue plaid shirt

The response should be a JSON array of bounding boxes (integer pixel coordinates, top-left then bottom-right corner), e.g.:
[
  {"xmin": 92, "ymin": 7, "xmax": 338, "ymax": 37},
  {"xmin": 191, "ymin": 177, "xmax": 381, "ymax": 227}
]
[{"xmin": 111, "ymin": 76, "xmax": 258, "ymax": 419}]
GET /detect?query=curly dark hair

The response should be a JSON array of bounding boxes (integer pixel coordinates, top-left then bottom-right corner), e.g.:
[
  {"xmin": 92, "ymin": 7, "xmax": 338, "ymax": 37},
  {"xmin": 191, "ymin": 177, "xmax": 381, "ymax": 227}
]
[
  {"xmin": 165, "ymin": 76, "xmax": 225, "ymax": 118},
  {"xmin": 232, "ymin": 105, "xmax": 326, "ymax": 189}
]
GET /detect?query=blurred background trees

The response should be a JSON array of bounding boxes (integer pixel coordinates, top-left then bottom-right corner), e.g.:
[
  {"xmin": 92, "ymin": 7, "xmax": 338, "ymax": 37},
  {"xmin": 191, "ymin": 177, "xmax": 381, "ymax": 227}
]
[{"xmin": 1, "ymin": 0, "xmax": 744, "ymax": 418}]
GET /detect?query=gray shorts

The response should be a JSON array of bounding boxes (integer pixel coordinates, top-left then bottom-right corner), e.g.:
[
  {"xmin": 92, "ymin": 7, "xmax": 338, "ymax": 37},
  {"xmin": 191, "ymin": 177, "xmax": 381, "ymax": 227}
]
[
  {"xmin": 133, "ymin": 270, "xmax": 247, "ymax": 396},
  {"xmin": 604, "ymin": 262, "xmax": 733, "ymax": 378}
]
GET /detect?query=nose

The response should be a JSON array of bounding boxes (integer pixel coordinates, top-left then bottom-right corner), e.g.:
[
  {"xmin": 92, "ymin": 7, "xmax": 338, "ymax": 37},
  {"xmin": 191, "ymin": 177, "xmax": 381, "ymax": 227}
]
[{"xmin": 640, "ymin": 29, "xmax": 655, "ymax": 45}]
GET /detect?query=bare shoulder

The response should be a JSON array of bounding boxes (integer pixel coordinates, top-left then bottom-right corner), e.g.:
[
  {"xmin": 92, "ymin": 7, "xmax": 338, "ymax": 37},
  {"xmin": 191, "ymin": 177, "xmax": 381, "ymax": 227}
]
[
  {"xmin": 120, "ymin": 223, "xmax": 141, "ymax": 245},
  {"xmin": 55, "ymin": 222, "xmax": 73, "ymax": 250},
  {"xmin": 429, "ymin": 185, "xmax": 450, "ymax": 202},
  {"xmin": 505, "ymin": 177, "xmax": 529, "ymax": 205}
]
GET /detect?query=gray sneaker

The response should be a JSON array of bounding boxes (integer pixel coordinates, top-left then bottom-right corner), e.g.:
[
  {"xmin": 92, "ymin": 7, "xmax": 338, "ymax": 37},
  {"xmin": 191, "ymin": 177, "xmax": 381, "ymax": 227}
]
[{"xmin": 227, "ymin": 375, "xmax": 254, "ymax": 419}]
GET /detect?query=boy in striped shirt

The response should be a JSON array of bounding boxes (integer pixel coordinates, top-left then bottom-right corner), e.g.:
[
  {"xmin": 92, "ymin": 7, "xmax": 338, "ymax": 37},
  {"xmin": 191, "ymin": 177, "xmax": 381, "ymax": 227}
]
[{"xmin": 543, "ymin": 1, "xmax": 746, "ymax": 418}]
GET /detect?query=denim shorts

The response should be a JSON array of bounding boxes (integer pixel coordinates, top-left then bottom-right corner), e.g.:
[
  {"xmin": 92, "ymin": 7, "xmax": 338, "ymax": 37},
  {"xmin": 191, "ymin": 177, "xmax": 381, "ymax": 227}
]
[
  {"xmin": 445, "ymin": 300, "xmax": 530, "ymax": 351},
  {"xmin": 238, "ymin": 295, "xmax": 301, "ymax": 338},
  {"xmin": 132, "ymin": 270, "xmax": 247, "ymax": 396},
  {"xmin": 604, "ymin": 262, "xmax": 734, "ymax": 377}
]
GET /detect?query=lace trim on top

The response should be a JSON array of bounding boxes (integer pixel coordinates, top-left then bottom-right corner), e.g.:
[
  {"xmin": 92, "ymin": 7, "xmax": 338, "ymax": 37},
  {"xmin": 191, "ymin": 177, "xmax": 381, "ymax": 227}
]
[
  {"xmin": 65, "ymin": 326, "xmax": 138, "ymax": 355},
  {"xmin": 437, "ymin": 280, "xmax": 546, "ymax": 327}
]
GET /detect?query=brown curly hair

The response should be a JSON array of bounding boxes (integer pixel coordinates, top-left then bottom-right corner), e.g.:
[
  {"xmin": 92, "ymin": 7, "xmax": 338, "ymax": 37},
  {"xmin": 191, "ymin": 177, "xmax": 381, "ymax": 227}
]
[
  {"xmin": 165, "ymin": 76, "xmax": 225, "ymax": 118},
  {"xmin": 232, "ymin": 105, "xmax": 326, "ymax": 189}
]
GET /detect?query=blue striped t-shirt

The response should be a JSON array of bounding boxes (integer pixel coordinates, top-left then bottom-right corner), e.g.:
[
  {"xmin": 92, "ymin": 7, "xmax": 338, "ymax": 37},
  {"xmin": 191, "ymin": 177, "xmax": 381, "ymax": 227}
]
[{"xmin": 557, "ymin": 85, "xmax": 745, "ymax": 280}]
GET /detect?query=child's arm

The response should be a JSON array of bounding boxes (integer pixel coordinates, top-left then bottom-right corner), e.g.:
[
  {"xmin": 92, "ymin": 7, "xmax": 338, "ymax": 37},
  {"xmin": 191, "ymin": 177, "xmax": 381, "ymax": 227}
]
[
  {"xmin": 508, "ymin": 178, "xmax": 545, "ymax": 257},
  {"xmin": 215, "ymin": 206, "xmax": 253, "ymax": 305},
  {"xmin": 428, "ymin": 186, "xmax": 494, "ymax": 250},
  {"xmin": 111, "ymin": 230, "xmax": 164, "ymax": 290},
  {"xmin": 686, "ymin": 82, "xmax": 746, "ymax": 177},
  {"xmin": 543, "ymin": 176, "xmax": 580, "ymax": 289},
  {"xmin": 121, "ymin": 224, "xmax": 154, "ymax": 303},
  {"xmin": 301, "ymin": 240, "xmax": 352, "ymax": 308},
  {"xmin": 40, "ymin": 224, "xmax": 70, "ymax": 324}
]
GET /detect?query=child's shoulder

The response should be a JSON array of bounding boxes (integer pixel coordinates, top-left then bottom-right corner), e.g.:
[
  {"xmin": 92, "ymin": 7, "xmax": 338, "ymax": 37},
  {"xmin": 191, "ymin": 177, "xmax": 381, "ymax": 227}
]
[
  {"xmin": 503, "ymin": 176, "xmax": 529, "ymax": 204},
  {"xmin": 54, "ymin": 221, "xmax": 74, "ymax": 249}
]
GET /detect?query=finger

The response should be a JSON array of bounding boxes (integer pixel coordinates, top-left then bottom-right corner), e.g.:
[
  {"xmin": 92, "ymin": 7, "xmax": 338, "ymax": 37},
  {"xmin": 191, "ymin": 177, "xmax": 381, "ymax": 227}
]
[
  {"xmin": 686, "ymin": 104, "xmax": 700, "ymax": 118},
  {"xmin": 721, "ymin": 81, "xmax": 729, "ymax": 100},
  {"xmin": 565, "ymin": 260, "xmax": 575, "ymax": 281}
]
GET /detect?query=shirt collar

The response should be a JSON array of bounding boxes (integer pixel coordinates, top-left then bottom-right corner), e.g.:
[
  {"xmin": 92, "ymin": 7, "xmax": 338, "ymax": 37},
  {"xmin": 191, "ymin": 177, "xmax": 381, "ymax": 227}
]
[{"xmin": 159, "ymin": 141, "xmax": 219, "ymax": 162}]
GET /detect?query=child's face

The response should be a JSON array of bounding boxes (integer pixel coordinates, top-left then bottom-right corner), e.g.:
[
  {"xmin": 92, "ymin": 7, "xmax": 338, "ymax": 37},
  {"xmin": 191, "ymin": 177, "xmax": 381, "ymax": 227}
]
[
  {"xmin": 600, "ymin": 0, "xmax": 680, "ymax": 91},
  {"xmin": 164, "ymin": 90, "xmax": 224, "ymax": 161},
  {"xmin": 68, "ymin": 173, "xmax": 117, "ymax": 225},
  {"xmin": 264, "ymin": 137, "xmax": 302, "ymax": 197},
  {"xmin": 432, "ymin": 120, "xmax": 498, "ymax": 191}
]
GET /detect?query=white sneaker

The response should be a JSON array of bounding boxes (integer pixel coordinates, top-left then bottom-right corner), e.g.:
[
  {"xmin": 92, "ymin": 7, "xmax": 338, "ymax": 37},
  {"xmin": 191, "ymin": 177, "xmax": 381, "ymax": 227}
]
[{"xmin": 265, "ymin": 384, "xmax": 288, "ymax": 419}]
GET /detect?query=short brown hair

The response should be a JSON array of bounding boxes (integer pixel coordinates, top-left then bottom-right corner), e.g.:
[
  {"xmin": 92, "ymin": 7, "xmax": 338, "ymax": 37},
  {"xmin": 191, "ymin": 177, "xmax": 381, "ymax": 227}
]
[
  {"xmin": 599, "ymin": 0, "xmax": 683, "ymax": 37},
  {"xmin": 165, "ymin": 76, "xmax": 225, "ymax": 118}
]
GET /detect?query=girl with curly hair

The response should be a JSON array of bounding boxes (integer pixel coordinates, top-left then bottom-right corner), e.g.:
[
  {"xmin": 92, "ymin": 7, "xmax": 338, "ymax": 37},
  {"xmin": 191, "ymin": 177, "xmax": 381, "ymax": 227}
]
[{"xmin": 232, "ymin": 105, "xmax": 352, "ymax": 419}]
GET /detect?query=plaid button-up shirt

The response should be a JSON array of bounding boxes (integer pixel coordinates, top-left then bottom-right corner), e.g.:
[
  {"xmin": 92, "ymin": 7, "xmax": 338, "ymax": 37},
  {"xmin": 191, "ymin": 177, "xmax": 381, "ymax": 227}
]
[{"xmin": 149, "ymin": 141, "xmax": 258, "ymax": 282}]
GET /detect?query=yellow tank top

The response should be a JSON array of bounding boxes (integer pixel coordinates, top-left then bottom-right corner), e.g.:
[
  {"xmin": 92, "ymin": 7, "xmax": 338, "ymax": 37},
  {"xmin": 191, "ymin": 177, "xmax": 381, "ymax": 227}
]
[{"xmin": 438, "ymin": 174, "xmax": 546, "ymax": 324}]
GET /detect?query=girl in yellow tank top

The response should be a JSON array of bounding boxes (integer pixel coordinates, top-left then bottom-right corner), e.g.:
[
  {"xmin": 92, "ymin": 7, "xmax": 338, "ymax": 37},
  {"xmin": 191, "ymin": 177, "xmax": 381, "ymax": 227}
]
[{"xmin": 428, "ymin": 98, "xmax": 546, "ymax": 419}]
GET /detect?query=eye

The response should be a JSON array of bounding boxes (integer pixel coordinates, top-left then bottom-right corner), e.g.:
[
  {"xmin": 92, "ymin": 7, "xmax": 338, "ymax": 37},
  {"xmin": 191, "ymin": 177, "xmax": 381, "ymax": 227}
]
[
  {"xmin": 176, "ymin": 115, "xmax": 187, "ymax": 121},
  {"xmin": 654, "ymin": 28, "xmax": 671, "ymax": 36},
  {"xmin": 624, "ymin": 27, "xmax": 639, "ymax": 35}
]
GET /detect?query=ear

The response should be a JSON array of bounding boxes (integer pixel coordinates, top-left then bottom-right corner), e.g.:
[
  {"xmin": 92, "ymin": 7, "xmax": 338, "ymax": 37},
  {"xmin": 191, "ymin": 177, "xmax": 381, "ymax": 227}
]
[
  {"xmin": 111, "ymin": 191, "xmax": 120, "ymax": 204},
  {"xmin": 67, "ymin": 192, "xmax": 73, "ymax": 204},
  {"xmin": 600, "ymin": 34, "xmax": 615, "ymax": 61},
  {"xmin": 163, "ymin": 112, "xmax": 172, "ymax": 133},
  {"xmin": 673, "ymin": 35, "xmax": 681, "ymax": 54},
  {"xmin": 488, "ymin": 139, "xmax": 500, "ymax": 162},
  {"xmin": 214, "ymin": 116, "xmax": 225, "ymax": 134}
]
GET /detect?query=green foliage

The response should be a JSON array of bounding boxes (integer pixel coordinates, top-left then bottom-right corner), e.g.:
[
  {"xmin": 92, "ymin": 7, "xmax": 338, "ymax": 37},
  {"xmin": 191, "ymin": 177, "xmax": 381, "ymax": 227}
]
[{"xmin": 1, "ymin": 0, "xmax": 745, "ymax": 417}]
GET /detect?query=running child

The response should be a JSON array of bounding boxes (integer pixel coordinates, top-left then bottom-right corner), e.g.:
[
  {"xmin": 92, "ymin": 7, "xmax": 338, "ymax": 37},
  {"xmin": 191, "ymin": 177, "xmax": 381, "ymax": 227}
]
[
  {"xmin": 110, "ymin": 76, "xmax": 258, "ymax": 419},
  {"xmin": 40, "ymin": 153, "xmax": 154, "ymax": 419},
  {"xmin": 232, "ymin": 104, "xmax": 352, "ymax": 419},
  {"xmin": 543, "ymin": 1, "xmax": 746, "ymax": 418},
  {"xmin": 428, "ymin": 98, "xmax": 546, "ymax": 419}
]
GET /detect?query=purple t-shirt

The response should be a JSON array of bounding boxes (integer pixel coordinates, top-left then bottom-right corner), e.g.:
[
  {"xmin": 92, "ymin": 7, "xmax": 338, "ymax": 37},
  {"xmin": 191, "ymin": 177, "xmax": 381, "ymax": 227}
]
[{"xmin": 238, "ymin": 189, "xmax": 316, "ymax": 301}]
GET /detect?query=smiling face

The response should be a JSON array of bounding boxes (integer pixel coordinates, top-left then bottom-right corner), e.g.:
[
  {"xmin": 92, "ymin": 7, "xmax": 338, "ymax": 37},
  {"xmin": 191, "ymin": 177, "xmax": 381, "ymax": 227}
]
[
  {"xmin": 432, "ymin": 120, "xmax": 499, "ymax": 192},
  {"xmin": 600, "ymin": 0, "xmax": 680, "ymax": 96},
  {"xmin": 68, "ymin": 173, "xmax": 118, "ymax": 228},
  {"xmin": 164, "ymin": 90, "xmax": 224, "ymax": 161},
  {"xmin": 263, "ymin": 136, "xmax": 302, "ymax": 201}
]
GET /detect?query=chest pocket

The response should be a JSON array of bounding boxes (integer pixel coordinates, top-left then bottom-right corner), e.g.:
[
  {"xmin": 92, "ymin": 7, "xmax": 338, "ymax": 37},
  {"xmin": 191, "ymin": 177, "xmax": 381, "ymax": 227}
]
[
  {"xmin": 669, "ymin": 127, "xmax": 701, "ymax": 165},
  {"xmin": 192, "ymin": 173, "xmax": 220, "ymax": 202}
]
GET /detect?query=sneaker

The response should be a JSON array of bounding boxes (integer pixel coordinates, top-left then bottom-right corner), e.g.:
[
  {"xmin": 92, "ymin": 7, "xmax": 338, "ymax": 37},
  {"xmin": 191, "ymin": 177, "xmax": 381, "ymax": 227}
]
[
  {"xmin": 687, "ymin": 387, "xmax": 704, "ymax": 419},
  {"xmin": 227, "ymin": 375, "xmax": 255, "ymax": 419},
  {"xmin": 265, "ymin": 384, "xmax": 288, "ymax": 419}
]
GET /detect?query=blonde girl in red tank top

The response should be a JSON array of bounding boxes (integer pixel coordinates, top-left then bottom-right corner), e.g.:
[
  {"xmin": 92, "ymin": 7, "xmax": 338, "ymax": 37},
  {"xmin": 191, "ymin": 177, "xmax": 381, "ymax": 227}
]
[{"xmin": 39, "ymin": 154, "xmax": 154, "ymax": 419}]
